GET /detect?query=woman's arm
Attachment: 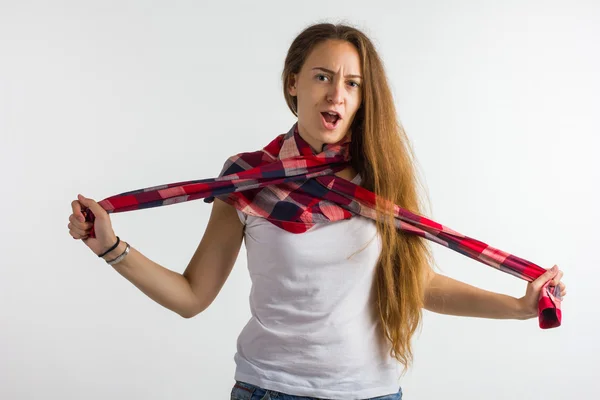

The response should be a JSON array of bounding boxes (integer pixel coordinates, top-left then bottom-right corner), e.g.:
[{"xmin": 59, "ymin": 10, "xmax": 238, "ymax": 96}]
[
  {"xmin": 423, "ymin": 271, "xmax": 528, "ymax": 319},
  {"xmin": 101, "ymin": 199, "xmax": 244, "ymax": 318},
  {"xmin": 422, "ymin": 265, "xmax": 565, "ymax": 320}
]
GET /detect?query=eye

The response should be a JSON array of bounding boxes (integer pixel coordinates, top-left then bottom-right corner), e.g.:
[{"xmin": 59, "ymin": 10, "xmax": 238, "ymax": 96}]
[
  {"xmin": 316, "ymin": 74, "xmax": 330, "ymax": 82},
  {"xmin": 348, "ymin": 81, "xmax": 360, "ymax": 88}
]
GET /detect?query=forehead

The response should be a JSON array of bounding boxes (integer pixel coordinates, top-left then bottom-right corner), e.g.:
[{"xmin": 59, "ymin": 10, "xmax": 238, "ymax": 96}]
[{"xmin": 302, "ymin": 40, "xmax": 361, "ymax": 74}]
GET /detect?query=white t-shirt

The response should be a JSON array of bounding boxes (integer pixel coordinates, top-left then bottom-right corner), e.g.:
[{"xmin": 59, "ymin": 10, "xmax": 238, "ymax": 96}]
[{"xmin": 233, "ymin": 176, "xmax": 402, "ymax": 399}]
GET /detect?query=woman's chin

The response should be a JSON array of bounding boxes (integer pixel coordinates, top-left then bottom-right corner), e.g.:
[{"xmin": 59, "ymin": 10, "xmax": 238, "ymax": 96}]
[{"xmin": 322, "ymin": 130, "xmax": 348, "ymax": 144}]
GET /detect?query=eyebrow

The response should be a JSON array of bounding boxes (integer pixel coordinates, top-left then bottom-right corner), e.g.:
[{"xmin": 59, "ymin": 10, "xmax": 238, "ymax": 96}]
[{"xmin": 312, "ymin": 67, "xmax": 362, "ymax": 80}]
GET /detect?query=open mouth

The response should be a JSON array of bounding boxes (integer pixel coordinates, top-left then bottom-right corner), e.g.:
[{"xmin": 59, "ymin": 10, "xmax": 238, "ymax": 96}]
[{"xmin": 321, "ymin": 111, "xmax": 341, "ymax": 129}]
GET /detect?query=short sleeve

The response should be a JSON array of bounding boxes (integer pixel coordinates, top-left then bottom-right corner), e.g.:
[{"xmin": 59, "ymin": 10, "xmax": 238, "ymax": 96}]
[{"xmin": 236, "ymin": 208, "xmax": 247, "ymax": 225}]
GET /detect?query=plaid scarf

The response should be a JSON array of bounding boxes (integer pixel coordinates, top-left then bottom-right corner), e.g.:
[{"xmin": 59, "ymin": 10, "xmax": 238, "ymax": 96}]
[{"xmin": 83, "ymin": 122, "xmax": 561, "ymax": 329}]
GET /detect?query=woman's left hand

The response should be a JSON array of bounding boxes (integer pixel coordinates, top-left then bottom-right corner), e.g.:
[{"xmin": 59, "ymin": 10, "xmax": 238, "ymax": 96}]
[{"xmin": 517, "ymin": 264, "xmax": 566, "ymax": 320}]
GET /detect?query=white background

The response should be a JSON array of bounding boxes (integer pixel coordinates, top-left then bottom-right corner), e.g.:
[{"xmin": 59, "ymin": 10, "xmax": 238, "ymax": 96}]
[{"xmin": 1, "ymin": 1, "xmax": 598, "ymax": 399}]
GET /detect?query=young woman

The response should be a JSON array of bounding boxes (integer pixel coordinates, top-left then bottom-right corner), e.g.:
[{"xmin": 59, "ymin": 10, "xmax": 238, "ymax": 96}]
[{"xmin": 67, "ymin": 23, "xmax": 566, "ymax": 400}]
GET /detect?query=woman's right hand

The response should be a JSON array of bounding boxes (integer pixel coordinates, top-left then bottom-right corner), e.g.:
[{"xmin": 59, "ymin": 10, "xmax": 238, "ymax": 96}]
[{"xmin": 69, "ymin": 194, "xmax": 118, "ymax": 256}]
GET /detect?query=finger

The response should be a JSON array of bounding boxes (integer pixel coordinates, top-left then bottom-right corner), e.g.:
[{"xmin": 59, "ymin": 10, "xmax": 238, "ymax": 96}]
[
  {"xmin": 69, "ymin": 214, "xmax": 85, "ymax": 229},
  {"xmin": 67, "ymin": 222, "xmax": 91, "ymax": 236},
  {"xmin": 551, "ymin": 270, "xmax": 564, "ymax": 286},
  {"xmin": 71, "ymin": 199, "xmax": 85, "ymax": 222},
  {"xmin": 532, "ymin": 265, "xmax": 559, "ymax": 290},
  {"xmin": 77, "ymin": 194, "xmax": 106, "ymax": 220},
  {"xmin": 69, "ymin": 227, "xmax": 86, "ymax": 240},
  {"xmin": 72, "ymin": 229, "xmax": 90, "ymax": 240},
  {"xmin": 69, "ymin": 214, "xmax": 92, "ymax": 231},
  {"xmin": 68, "ymin": 222, "xmax": 87, "ymax": 237}
]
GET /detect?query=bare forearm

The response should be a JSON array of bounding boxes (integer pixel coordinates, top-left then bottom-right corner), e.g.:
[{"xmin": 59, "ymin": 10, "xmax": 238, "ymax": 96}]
[
  {"xmin": 101, "ymin": 241, "xmax": 199, "ymax": 318},
  {"xmin": 424, "ymin": 273, "xmax": 527, "ymax": 320}
]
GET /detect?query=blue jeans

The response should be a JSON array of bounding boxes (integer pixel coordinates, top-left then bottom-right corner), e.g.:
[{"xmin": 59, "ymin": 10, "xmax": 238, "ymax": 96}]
[{"xmin": 230, "ymin": 380, "xmax": 403, "ymax": 400}]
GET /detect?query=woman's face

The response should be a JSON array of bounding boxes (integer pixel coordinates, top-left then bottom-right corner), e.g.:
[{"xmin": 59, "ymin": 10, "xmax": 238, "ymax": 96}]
[{"xmin": 288, "ymin": 39, "xmax": 363, "ymax": 153}]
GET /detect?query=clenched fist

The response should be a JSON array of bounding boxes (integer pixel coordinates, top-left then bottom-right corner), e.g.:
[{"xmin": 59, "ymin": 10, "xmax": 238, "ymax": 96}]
[{"xmin": 68, "ymin": 194, "xmax": 117, "ymax": 257}]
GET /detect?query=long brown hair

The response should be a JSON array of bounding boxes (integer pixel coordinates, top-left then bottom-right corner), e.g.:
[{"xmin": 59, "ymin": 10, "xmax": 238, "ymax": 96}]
[{"xmin": 282, "ymin": 23, "xmax": 434, "ymax": 371}]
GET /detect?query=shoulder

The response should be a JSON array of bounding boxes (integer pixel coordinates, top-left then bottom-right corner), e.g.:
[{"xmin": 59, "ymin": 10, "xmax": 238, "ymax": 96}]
[{"xmin": 217, "ymin": 134, "xmax": 285, "ymax": 177}]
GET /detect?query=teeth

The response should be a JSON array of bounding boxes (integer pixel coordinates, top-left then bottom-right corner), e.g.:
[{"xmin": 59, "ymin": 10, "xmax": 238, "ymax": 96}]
[{"xmin": 327, "ymin": 112, "xmax": 337, "ymax": 116}]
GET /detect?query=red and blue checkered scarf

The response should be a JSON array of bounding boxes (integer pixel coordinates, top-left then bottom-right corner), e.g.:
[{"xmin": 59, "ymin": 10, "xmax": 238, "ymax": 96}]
[{"xmin": 84, "ymin": 122, "xmax": 561, "ymax": 329}]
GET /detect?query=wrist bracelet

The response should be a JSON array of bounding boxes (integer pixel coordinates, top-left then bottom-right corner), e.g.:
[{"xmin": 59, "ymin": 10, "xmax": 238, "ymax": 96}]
[
  {"xmin": 98, "ymin": 236, "xmax": 120, "ymax": 258},
  {"xmin": 106, "ymin": 242, "xmax": 131, "ymax": 266}
]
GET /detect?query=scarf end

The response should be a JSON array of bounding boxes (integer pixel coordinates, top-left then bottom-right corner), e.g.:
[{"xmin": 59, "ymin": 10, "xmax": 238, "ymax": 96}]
[{"xmin": 538, "ymin": 295, "xmax": 562, "ymax": 329}]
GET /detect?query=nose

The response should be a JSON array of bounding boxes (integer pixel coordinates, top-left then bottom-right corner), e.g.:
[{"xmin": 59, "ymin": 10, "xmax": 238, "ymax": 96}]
[{"xmin": 326, "ymin": 78, "xmax": 344, "ymax": 104}]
